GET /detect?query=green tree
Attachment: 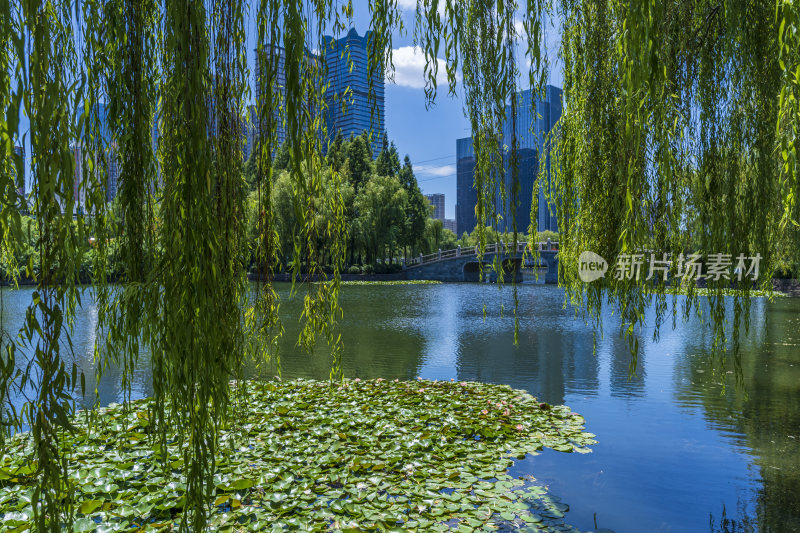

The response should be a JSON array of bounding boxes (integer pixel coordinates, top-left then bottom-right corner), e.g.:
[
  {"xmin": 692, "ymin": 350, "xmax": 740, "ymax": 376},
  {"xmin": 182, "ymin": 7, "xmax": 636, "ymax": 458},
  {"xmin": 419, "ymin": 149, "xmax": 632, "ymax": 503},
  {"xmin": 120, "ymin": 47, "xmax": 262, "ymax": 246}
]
[
  {"xmin": 327, "ymin": 130, "xmax": 346, "ymax": 172},
  {"xmin": 397, "ymin": 156, "xmax": 427, "ymax": 259},
  {"xmin": 376, "ymin": 132, "xmax": 401, "ymax": 177},
  {"xmin": 346, "ymin": 132, "xmax": 373, "ymax": 192},
  {"xmin": 354, "ymin": 175, "xmax": 407, "ymax": 265}
]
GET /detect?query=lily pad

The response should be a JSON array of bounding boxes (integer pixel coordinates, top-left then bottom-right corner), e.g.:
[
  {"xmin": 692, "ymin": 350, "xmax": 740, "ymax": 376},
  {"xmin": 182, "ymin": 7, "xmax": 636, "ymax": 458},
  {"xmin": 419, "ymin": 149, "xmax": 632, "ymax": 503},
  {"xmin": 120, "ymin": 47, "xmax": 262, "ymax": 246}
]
[{"xmin": 0, "ymin": 379, "xmax": 594, "ymax": 532}]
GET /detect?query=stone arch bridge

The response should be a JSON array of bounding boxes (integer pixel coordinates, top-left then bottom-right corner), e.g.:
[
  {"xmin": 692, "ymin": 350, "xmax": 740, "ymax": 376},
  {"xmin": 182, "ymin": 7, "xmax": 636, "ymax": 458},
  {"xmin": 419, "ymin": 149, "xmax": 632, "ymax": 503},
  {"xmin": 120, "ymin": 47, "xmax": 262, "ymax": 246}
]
[{"xmin": 404, "ymin": 241, "xmax": 559, "ymax": 283}]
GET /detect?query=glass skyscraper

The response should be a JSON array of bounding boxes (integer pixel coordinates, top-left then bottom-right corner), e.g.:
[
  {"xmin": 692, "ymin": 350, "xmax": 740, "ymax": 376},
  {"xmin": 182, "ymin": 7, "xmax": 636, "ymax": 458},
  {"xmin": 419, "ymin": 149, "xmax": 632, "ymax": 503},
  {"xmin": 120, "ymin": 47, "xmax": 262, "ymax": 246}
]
[
  {"xmin": 456, "ymin": 85, "xmax": 562, "ymax": 236},
  {"xmin": 254, "ymin": 30, "xmax": 385, "ymax": 159},
  {"xmin": 68, "ymin": 103, "xmax": 122, "ymax": 210},
  {"xmin": 322, "ymin": 29, "xmax": 385, "ymax": 157}
]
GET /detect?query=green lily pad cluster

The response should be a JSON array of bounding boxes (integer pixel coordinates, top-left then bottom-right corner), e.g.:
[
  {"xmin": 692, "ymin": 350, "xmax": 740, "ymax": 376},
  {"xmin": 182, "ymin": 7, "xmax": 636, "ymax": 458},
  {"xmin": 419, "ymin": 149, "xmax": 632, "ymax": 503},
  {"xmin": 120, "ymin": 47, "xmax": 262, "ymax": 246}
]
[{"xmin": 0, "ymin": 379, "xmax": 596, "ymax": 532}]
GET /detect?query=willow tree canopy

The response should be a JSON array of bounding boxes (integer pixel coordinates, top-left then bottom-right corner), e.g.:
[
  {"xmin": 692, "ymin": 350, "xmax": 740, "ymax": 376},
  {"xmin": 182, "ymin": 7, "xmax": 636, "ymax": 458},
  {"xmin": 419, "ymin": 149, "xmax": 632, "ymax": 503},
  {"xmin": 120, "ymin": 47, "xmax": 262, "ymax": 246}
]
[{"xmin": 0, "ymin": 0, "xmax": 798, "ymax": 531}]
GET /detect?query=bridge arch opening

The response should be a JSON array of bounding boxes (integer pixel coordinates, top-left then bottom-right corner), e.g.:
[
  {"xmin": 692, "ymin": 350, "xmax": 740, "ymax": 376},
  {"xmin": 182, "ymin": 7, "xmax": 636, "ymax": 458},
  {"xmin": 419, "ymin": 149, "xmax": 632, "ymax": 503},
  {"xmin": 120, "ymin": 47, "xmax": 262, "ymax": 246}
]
[{"xmin": 463, "ymin": 261, "xmax": 492, "ymax": 282}]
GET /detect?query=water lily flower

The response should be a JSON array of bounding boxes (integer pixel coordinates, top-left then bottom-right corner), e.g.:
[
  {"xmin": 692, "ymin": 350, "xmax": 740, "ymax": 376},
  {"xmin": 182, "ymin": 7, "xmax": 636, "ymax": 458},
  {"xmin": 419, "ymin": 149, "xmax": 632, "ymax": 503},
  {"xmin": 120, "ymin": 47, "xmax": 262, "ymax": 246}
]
[
  {"xmin": 459, "ymin": 382, "xmax": 468, "ymax": 387},
  {"xmin": 418, "ymin": 388, "xmax": 425, "ymax": 393},
  {"xmin": 503, "ymin": 409, "xmax": 510, "ymax": 416},
  {"xmin": 502, "ymin": 400, "xmax": 507, "ymax": 405},
  {"xmin": 481, "ymin": 409, "xmax": 488, "ymax": 415},
  {"xmin": 354, "ymin": 378, "xmax": 361, "ymax": 383},
  {"xmin": 516, "ymin": 424, "xmax": 524, "ymax": 431},
  {"xmin": 376, "ymin": 378, "xmax": 384, "ymax": 382}
]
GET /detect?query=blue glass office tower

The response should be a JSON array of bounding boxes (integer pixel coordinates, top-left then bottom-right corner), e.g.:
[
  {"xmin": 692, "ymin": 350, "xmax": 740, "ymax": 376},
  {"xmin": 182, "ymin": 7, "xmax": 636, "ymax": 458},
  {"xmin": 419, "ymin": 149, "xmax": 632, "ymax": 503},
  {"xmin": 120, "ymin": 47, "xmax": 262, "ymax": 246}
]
[
  {"xmin": 456, "ymin": 85, "xmax": 562, "ymax": 236},
  {"xmin": 322, "ymin": 29, "xmax": 385, "ymax": 158}
]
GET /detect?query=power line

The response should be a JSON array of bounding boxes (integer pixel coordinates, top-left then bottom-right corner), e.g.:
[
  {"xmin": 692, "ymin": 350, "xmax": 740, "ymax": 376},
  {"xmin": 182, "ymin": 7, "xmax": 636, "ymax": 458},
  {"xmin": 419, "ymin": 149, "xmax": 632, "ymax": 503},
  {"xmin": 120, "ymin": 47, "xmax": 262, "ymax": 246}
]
[
  {"xmin": 411, "ymin": 154, "xmax": 455, "ymax": 165},
  {"xmin": 417, "ymin": 172, "xmax": 456, "ymax": 182}
]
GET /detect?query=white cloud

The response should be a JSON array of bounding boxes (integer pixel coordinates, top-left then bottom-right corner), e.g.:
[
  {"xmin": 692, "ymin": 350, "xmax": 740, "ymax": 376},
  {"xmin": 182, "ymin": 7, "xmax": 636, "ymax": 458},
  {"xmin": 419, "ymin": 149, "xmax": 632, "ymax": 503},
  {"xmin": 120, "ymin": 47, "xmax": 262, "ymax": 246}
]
[
  {"xmin": 514, "ymin": 18, "xmax": 524, "ymax": 38},
  {"xmin": 396, "ymin": 0, "xmax": 416, "ymax": 9},
  {"xmin": 388, "ymin": 46, "xmax": 458, "ymax": 90},
  {"xmin": 416, "ymin": 164, "xmax": 456, "ymax": 177}
]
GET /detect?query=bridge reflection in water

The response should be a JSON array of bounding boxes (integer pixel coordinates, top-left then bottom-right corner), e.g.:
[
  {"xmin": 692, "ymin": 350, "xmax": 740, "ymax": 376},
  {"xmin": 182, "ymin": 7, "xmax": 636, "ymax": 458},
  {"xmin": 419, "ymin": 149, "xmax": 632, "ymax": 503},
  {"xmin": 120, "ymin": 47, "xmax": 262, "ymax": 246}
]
[{"xmin": 404, "ymin": 241, "xmax": 559, "ymax": 283}]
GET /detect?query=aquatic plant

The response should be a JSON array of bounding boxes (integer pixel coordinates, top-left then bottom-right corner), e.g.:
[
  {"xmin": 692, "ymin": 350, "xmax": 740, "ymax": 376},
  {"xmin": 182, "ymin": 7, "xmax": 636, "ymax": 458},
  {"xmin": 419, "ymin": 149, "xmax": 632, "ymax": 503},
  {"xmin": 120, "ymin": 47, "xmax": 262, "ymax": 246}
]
[{"xmin": 0, "ymin": 379, "xmax": 594, "ymax": 532}]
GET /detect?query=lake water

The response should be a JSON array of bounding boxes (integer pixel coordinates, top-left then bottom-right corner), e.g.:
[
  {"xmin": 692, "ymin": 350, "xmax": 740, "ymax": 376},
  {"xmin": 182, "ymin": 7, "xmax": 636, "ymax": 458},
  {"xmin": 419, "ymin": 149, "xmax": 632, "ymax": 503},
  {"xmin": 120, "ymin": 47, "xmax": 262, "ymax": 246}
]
[{"xmin": 2, "ymin": 283, "xmax": 799, "ymax": 532}]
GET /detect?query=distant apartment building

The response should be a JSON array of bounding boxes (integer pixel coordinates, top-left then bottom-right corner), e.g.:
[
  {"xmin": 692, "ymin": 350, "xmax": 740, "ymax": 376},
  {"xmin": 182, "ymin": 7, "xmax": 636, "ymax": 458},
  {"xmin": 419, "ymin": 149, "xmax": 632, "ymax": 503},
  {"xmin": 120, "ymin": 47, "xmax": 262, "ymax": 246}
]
[
  {"xmin": 456, "ymin": 85, "xmax": 562, "ymax": 236},
  {"xmin": 425, "ymin": 193, "xmax": 445, "ymax": 221},
  {"xmin": 443, "ymin": 219, "xmax": 457, "ymax": 233},
  {"xmin": 254, "ymin": 29, "xmax": 385, "ymax": 159}
]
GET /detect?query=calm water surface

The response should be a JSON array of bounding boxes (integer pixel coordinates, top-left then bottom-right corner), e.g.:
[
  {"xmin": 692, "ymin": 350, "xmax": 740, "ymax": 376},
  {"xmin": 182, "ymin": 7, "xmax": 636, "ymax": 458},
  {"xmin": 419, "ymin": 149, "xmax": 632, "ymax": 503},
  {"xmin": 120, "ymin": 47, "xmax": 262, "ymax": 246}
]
[{"xmin": 2, "ymin": 283, "xmax": 799, "ymax": 533}]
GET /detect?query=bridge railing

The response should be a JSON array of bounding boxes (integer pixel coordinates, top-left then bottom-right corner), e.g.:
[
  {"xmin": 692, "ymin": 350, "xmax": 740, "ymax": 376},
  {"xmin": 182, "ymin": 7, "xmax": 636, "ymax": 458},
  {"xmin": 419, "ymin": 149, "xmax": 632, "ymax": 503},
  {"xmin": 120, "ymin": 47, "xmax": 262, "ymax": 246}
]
[{"xmin": 405, "ymin": 241, "xmax": 558, "ymax": 268}]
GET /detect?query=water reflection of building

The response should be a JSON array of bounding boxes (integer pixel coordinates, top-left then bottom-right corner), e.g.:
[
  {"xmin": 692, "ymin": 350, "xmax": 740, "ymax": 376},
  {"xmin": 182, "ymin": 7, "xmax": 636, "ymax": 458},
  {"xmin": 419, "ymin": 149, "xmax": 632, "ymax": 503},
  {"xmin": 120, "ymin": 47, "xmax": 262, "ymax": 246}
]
[{"xmin": 448, "ymin": 287, "xmax": 600, "ymax": 405}]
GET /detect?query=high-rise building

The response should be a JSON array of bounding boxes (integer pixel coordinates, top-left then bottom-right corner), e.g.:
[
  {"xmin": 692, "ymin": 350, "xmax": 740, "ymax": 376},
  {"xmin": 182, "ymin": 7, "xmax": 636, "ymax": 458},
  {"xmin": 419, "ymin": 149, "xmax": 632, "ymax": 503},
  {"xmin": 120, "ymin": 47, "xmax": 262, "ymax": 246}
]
[
  {"xmin": 12, "ymin": 145, "xmax": 24, "ymax": 202},
  {"xmin": 254, "ymin": 29, "xmax": 385, "ymax": 158},
  {"xmin": 105, "ymin": 141, "xmax": 121, "ymax": 203},
  {"xmin": 71, "ymin": 145, "xmax": 85, "ymax": 213},
  {"xmin": 456, "ymin": 85, "xmax": 562, "ymax": 236},
  {"xmin": 322, "ymin": 28, "xmax": 385, "ymax": 157},
  {"xmin": 425, "ymin": 193, "xmax": 445, "ymax": 221},
  {"xmin": 254, "ymin": 44, "xmax": 321, "ymax": 152},
  {"xmin": 443, "ymin": 219, "xmax": 457, "ymax": 233},
  {"xmin": 455, "ymin": 137, "xmax": 477, "ymax": 236}
]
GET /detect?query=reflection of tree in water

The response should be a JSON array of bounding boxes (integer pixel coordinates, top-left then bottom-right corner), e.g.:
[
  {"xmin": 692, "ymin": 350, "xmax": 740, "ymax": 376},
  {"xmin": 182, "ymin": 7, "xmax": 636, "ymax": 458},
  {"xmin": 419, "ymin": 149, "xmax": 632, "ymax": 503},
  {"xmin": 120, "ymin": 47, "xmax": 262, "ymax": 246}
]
[
  {"xmin": 674, "ymin": 298, "xmax": 800, "ymax": 531},
  {"xmin": 258, "ymin": 284, "xmax": 427, "ymax": 380},
  {"xmin": 708, "ymin": 500, "xmax": 757, "ymax": 533},
  {"xmin": 608, "ymin": 329, "xmax": 646, "ymax": 399}
]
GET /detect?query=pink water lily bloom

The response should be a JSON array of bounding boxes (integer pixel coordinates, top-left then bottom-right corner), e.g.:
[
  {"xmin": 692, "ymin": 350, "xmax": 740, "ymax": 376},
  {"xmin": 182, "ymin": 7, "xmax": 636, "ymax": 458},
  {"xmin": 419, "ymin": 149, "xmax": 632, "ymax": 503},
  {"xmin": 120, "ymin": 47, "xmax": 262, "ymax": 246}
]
[{"xmin": 481, "ymin": 409, "xmax": 489, "ymax": 415}]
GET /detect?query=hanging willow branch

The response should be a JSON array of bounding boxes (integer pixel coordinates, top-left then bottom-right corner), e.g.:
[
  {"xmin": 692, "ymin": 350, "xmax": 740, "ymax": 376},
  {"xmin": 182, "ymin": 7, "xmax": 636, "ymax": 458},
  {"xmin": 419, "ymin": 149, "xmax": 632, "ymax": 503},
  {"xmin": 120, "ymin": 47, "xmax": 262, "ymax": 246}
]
[
  {"xmin": 546, "ymin": 0, "xmax": 790, "ymax": 376},
  {"xmin": 1, "ymin": 1, "xmax": 798, "ymax": 531}
]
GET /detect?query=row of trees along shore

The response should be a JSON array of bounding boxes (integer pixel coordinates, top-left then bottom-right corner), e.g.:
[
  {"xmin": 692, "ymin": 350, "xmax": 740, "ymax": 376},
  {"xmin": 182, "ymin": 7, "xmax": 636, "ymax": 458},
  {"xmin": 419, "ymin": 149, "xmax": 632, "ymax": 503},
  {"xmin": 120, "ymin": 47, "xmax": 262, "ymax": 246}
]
[{"xmin": 1, "ymin": 130, "xmax": 560, "ymax": 283}]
